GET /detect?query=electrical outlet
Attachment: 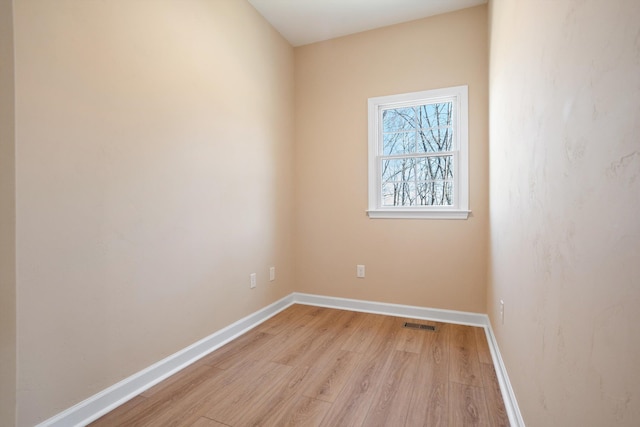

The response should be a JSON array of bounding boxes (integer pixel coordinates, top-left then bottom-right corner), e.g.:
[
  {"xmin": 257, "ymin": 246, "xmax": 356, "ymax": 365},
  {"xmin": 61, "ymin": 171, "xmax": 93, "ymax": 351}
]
[
  {"xmin": 357, "ymin": 265, "xmax": 365, "ymax": 278},
  {"xmin": 269, "ymin": 266, "xmax": 275, "ymax": 281},
  {"xmin": 250, "ymin": 273, "xmax": 257, "ymax": 289},
  {"xmin": 500, "ymin": 299, "xmax": 505, "ymax": 324}
]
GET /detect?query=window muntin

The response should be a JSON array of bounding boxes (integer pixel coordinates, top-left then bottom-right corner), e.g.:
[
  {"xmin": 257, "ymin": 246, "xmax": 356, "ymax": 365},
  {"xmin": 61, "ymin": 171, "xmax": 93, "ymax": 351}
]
[{"xmin": 367, "ymin": 86, "xmax": 469, "ymax": 219}]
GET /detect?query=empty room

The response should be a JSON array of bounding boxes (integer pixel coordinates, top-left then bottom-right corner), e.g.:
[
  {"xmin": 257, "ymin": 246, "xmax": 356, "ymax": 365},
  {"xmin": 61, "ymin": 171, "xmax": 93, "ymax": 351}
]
[{"xmin": 1, "ymin": 0, "xmax": 639, "ymax": 426}]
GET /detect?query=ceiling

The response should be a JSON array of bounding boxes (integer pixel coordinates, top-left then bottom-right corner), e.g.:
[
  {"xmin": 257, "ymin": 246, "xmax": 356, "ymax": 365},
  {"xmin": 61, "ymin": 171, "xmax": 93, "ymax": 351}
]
[{"xmin": 248, "ymin": 0, "xmax": 487, "ymax": 47}]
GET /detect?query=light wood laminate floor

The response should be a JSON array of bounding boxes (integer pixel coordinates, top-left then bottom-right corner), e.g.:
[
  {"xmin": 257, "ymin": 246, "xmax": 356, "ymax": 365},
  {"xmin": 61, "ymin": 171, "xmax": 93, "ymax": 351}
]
[{"xmin": 90, "ymin": 304, "xmax": 509, "ymax": 426}]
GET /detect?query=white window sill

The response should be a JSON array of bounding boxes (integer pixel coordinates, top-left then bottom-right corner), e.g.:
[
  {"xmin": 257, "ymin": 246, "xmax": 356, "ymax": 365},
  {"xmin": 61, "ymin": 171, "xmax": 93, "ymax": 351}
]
[{"xmin": 366, "ymin": 209, "xmax": 471, "ymax": 220}]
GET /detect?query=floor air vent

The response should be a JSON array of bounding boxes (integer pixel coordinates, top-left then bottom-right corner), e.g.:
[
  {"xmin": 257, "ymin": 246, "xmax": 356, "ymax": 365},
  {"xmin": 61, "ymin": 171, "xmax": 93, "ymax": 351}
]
[{"xmin": 403, "ymin": 322, "xmax": 436, "ymax": 331}]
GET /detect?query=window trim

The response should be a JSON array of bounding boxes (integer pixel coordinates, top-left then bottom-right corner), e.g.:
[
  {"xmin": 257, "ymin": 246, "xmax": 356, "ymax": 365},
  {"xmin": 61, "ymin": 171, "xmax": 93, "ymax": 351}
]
[{"xmin": 367, "ymin": 85, "xmax": 470, "ymax": 219}]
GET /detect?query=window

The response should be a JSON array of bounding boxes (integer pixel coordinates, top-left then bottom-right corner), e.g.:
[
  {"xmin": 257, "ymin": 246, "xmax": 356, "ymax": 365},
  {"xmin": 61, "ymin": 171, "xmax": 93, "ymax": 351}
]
[{"xmin": 367, "ymin": 85, "xmax": 469, "ymax": 219}]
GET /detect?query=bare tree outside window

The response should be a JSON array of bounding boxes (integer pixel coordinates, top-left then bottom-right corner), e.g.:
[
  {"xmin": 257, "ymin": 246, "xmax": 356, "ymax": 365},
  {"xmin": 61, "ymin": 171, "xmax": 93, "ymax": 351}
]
[{"xmin": 381, "ymin": 102, "xmax": 454, "ymax": 206}]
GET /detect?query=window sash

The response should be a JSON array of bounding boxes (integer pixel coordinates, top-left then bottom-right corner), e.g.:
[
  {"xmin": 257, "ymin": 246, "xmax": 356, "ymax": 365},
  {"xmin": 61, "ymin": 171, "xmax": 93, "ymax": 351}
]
[{"xmin": 377, "ymin": 152, "xmax": 459, "ymax": 208}]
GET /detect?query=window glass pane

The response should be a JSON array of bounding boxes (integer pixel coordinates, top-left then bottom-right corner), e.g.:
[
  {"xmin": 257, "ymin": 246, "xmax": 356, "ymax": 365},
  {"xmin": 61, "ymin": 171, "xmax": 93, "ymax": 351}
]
[
  {"xmin": 383, "ymin": 131, "xmax": 416, "ymax": 155},
  {"xmin": 417, "ymin": 181, "xmax": 453, "ymax": 206},
  {"xmin": 382, "ymin": 158, "xmax": 416, "ymax": 182},
  {"xmin": 382, "ymin": 182, "xmax": 417, "ymax": 206},
  {"xmin": 417, "ymin": 102, "xmax": 452, "ymax": 129},
  {"xmin": 416, "ymin": 127, "xmax": 453, "ymax": 152},
  {"xmin": 429, "ymin": 155, "xmax": 454, "ymax": 180},
  {"xmin": 444, "ymin": 181, "xmax": 453, "ymax": 204},
  {"xmin": 382, "ymin": 183, "xmax": 396, "ymax": 206},
  {"xmin": 382, "ymin": 156, "xmax": 454, "ymax": 207},
  {"xmin": 416, "ymin": 156, "xmax": 454, "ymax": 181},
  {"xmin": 382, "ymin": 107, "xmax": 416, "ymax": 132}
]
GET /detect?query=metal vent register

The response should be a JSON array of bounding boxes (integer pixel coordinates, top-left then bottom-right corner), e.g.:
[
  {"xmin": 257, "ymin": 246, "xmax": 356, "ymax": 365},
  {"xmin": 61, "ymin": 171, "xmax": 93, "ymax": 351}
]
[{"xmin": 403, "ymin": 322, "xmax": 436, "ymax": 331}]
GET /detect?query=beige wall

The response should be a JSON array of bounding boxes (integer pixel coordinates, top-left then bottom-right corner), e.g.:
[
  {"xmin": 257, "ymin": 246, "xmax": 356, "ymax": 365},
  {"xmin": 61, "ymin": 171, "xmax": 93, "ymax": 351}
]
[
  {"xmin": 294, "ymin": 6, "xmax": 489, "ymax": 313},
  {"xmin": 0, "ymin": 0, "xmax": 16, "ymax": 425},
  {"xmin": 13, "ymin": 1, "xmax": 295, "ymax": 425},
  {"xmin": 18, "ymin": 1, "xmax": 640, "ymax": 425},
  {"xmin": 488, "ymin": 0, "xmax": 640, "ymax": 425}
]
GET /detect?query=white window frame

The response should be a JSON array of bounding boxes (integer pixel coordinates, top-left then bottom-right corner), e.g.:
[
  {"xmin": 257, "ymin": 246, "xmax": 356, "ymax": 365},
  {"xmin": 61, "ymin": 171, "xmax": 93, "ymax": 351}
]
[{"xmin": 367, "ymin": 85, "xmax": 470, "ymax": 219}]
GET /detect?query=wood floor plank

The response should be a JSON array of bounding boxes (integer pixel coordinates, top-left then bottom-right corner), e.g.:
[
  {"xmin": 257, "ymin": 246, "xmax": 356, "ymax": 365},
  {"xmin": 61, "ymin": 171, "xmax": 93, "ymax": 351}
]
[
  {"xmin": 254, "ymin": 303, "xmax": 317, "ymax": 334},
  {"xmin": 141, "ymin": 363, "xmax": 218, "ymax": 398},
  {"xmin": 292, "ymin": 329, "xmax": 344, "ymax": 370},
  {"xmin": 234, "ymin": 365, "xmax": 318, "ymax": 426},
  {"xmin": 189, "ymin": 417, "xmax": 228, "ymax": 427},
  {"xmin": 142, "ymin": 359, "xmax": 265, "ymax": 427},
  {"xmin": 359, "ymin": 314, "xmax": 402, "ymax": 358},
  {"xmin": 363, "ymin": 350, "xmax": 419, "ymax": 426},
  {"xmin": 303, "ymin": 349, "xmax": 362, "ymax": 403},
  {"xmin": 340, "ymin": 312, "xmax": 386, "ymax": 353},
  {"xmin": 90, "ymin": 364, "xmax": 225, "ymax": 427},
  {"xmin": 270, "ymin": 326, "xmax": 326, "ymax": 366},
  {"xmin": 88, "ymin": 395, "xmax": 148, "ymax": 427},
  {"xmin": 155, "ymin": 359, "xmax": 269, "ymax": 427},
  {"xmin": 406, "ymin": 322, "xmax": 450, "ymax": 427},
  {"xmin": 395, "ymin": 318, "xmax": 430, "ymax": 354},
  {"xmin": 270, "ymin": 396, "xmax": 332, "ymax": 427},
  {"xmin": 450, "ymin": 382, "xmax": 491, "ymax": 427},
  {"xmin": 449, "ymin": 324, "xmax": 483, "ymax": 387},
  {"xmin": 307, "ymin": 306, "xmax": 344, "ymax": 329},
  {"xmin": 317, "ymin": 354, "xmax": 386, "ymax": 426},
  {"xmin": 197, "ymin": 330, "xmax": 275, "ymax": 370},
  {"xmin": 270, "ymin": 309, "xmax": 339, "ymax": 367},
  {"xmin": 475, "ymin": 326, "xmax": 493, "ymax": 365},
  {"xmin": 324, "ymin": 308, "xmax": 365, "ymax": 333},
  {"xmin": 292, "ymin": 310, "xmax": 366, "ymax": 371},
  {"xmin": 229, "ymin": 307, "xmax": 362, "ymax": 422},
  {"xmin": 204, "ymin": 360, "xmax": 292, "ymax": 425},
  {"xmin": 480, "ymin": 362, "xmax": 510, "ymax": 426},
  {"xmin": 91, "ymin": 305, "xmax": 510, "ymax": 427},
  {"xmin": 218, "ymin": 325, "xmax": 305, "ymax": 371},
  {"xmin": 319, "ymin": 316, "xmax": 399, "ymax": 426}
]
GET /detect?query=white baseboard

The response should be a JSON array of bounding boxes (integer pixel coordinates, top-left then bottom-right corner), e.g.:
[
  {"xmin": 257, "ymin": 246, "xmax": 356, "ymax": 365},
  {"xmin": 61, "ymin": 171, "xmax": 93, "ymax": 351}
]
[
  {"xmin": 483, "ymin": 321, "xmax": 526, "ymax": 427},
  {"xmin": 37, "ymin": 292, "xmax": 523, "ymax": 427},
  {"xmin": 292, "ymin": 292, "xmax": 488, "ymax": 326}
]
